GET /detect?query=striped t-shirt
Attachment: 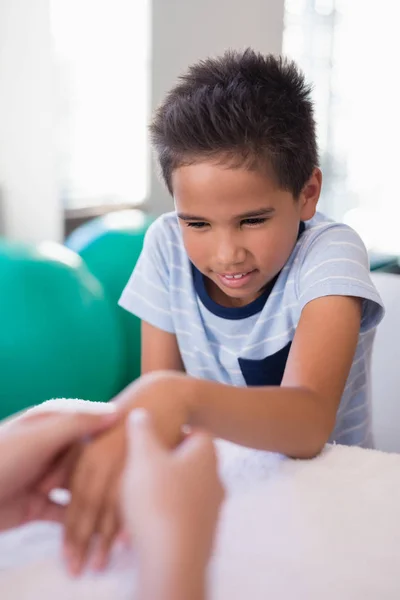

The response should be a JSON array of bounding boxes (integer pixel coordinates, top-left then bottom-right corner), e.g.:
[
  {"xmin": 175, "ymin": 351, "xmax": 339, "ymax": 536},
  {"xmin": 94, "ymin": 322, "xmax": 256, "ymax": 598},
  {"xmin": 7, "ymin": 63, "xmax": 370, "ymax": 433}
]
[{"xmin": 119, "ymin": 211, "xmax": 384, "ymax": 448}]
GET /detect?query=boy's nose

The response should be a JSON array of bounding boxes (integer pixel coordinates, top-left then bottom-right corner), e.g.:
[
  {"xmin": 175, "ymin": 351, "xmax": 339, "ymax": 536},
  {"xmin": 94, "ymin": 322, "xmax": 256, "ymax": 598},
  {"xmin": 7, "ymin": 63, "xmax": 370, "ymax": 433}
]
[{"xmin": 215, "ymin": 237, "xmax": 247, "ymax": 268}]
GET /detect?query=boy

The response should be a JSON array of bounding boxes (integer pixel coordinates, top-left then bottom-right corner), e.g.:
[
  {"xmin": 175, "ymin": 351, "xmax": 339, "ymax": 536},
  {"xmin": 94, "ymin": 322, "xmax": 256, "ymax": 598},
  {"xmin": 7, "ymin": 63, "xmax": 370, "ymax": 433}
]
[{"xmin": 63, "ymin": 49, "xmax": 384, "ymax": 573}]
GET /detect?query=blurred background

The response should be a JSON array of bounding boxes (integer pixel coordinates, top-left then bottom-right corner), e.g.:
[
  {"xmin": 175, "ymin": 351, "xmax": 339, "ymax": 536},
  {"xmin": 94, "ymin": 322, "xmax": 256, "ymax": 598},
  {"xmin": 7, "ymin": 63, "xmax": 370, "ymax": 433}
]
[
  {"xmin": 0, "ymin": 0, "xmax": 399, "ymax": 449},
  {"xmin": 0, "ymin": 0, "xmax": 398, "ymax": 250}
]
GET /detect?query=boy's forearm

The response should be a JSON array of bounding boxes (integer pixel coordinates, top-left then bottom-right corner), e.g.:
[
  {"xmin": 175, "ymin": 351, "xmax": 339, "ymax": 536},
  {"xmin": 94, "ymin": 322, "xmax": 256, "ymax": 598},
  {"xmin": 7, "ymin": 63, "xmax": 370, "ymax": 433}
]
[
  {"xmin": 111, "ymin": 371, "xmax": 332, "ymax": 458},
  {"xmin": 188, "ymin": 379, "xmax": 333, "ymax": 458}
]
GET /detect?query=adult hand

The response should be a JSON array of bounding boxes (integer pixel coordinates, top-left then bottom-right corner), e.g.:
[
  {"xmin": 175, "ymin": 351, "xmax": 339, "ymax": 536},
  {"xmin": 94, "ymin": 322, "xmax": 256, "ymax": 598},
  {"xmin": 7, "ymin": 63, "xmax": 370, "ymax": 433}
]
[
  {"xmin": 122, "ymin": 408, "xmax": 224, "ymax": 568},
  {"xmin": 0, "ymin": 408, "xmax": 118, "ymax": 532}
]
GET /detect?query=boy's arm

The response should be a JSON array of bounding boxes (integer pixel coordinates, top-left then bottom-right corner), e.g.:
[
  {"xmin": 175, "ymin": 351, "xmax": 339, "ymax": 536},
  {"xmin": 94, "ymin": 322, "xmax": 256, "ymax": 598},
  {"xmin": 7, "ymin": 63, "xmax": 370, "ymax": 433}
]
[
  {"xmin": 141, "ymin": 321, "xmax": 185, "ymax": 374},
  {"xmin": 118, "ymin": 294, "xmax": 362, "ymax": 458},
  {"xmin": 186, "ymin": 295, "xmax": 362, "ymax": 458}
]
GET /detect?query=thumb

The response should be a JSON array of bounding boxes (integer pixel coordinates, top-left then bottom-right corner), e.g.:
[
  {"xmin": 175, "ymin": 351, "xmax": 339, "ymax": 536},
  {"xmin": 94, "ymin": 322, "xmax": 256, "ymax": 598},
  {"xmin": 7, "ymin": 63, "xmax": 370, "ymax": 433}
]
[
  {"xmin": 176, "ymin": 431, "xmax": 217, "ymax": 466},
  {"xmin": 35, "ymin": 410, "xmax": 119, "ymax": 452},
  {"xmin": 127, "ymin": 409, "xmax": 164, "ymax": 460}
]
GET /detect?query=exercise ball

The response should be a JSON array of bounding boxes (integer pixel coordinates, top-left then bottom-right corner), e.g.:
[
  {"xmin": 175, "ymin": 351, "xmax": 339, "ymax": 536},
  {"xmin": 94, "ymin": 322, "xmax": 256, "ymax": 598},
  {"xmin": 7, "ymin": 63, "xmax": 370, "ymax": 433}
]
[
  {"xmin": 0, "ymin": 239, "xmax": 124, "ymax": 419},
  {"xmin": 66, "ymin": 210, "xmax": 153, "ymax": 387}
]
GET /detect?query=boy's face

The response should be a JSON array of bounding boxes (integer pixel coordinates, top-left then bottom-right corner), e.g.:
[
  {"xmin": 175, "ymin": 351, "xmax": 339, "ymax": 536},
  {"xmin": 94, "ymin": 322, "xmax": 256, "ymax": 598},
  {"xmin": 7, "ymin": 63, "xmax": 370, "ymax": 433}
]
[{"xmin": 173, "ymin": 162, "xmax": 321, "ymax": 308}]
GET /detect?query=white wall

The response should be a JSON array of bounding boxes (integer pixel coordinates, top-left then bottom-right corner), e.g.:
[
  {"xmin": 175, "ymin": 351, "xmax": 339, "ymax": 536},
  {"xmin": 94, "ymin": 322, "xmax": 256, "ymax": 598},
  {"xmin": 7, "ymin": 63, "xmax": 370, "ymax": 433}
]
[
  {"xmin": 0, "ymin": 0, "xmax": 62, "ymax": 243},
  {"xmin": 0, "ymin": 0, "xmax": 285, "ymax": 240},
  {"xmin": 149, "ymin": 0, "xmax": 285, "ymax": 214}
]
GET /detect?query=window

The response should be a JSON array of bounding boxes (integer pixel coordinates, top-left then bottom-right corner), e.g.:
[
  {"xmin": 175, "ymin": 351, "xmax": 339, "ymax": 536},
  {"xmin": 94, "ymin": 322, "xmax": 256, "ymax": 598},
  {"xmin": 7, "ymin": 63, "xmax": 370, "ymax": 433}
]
[
  {"xmin": 284, "ymin": 0, "xmax": 400, "ymax": 254},
  {"xmin": 51, "ymin": 0, "xmax": 150, "ymax": 210}
]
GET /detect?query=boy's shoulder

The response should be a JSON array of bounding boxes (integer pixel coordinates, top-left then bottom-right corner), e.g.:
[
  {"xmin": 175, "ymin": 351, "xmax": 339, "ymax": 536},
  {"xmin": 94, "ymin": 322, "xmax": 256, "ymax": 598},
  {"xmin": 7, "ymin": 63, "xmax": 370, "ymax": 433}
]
[
  {"xmin": 302, "ymin": 212, "xmax": 366, "ymax": 245},
  {"xmin": 289, "ymin": 212, "xmax": 383, "ymax": 333},
  {"xmin": 297, "ymin": 212, "xmax": 369, "ymax": 269}
]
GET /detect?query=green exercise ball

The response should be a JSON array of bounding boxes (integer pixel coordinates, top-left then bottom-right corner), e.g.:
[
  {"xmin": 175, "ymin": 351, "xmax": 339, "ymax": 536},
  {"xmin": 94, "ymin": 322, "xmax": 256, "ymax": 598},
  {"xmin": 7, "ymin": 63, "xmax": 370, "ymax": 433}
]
[
  {"xmin": 66, "ymin": 210, "xmax": 154, "ymax": 387},
  {"xmin": 0, "ymin": 239, "xmax": 124, "ymax": 419}
]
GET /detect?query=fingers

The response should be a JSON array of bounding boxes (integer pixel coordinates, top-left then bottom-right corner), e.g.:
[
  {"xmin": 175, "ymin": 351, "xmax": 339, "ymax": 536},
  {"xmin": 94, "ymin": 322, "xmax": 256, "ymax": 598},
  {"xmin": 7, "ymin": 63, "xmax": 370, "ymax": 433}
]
[
  {"xmin": 64, "ymin": 477, "xmax": 120, "ymax": 575},
  {"xmin": 16, "ymin": 411, "xmax": 119, "ymax": 480},
  {"xmin": 177, "ymin": 432, "xmax": 225, "ymax": 502},
  {"xmin": 127, "ymin": 411, "xmax": 219, "ymax": 486},
  {"xmin": 92, "ymin": 514, "xmax": 119, "ymax": 571},
  {"xmin": 127, "ymin": 409, "xmax": 165, "ymax": 460},
  {"xmin": 63, "ymin": 426, "xmax": 126, "ymax": 576},
  {"xmin": 64, "ymin": 462, "xmax": 109, "ymax": 575},
  {"xmin": 45, "ymin": 410, "xmax": 119, "ymax": 449},
  {"xmin": 177, "ymin": 430, "xmax": 217, "ymax": 465},
  {"xmin": 24, "ymin": 492, "xmax": 66, "ymax": 525},
  {"xmin": 116, "ymin": 528, "xmax": 131, "ymax": 547},
  {"xmin": 91, "ymin": 488, "xmax": 121, "ymax": 571},
  {"xmin": 37, "ymin": 445, "xmax": 80, "ymax": 495}
]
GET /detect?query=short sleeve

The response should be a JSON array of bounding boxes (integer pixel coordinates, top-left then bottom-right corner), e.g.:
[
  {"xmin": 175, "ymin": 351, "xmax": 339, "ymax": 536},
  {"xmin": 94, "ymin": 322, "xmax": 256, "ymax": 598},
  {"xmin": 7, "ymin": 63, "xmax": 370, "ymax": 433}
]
[
  {"xmin": 118, "ymin": 217, "xmax": 174, "ymax": 333},
  {"xmin": 296, "ymin": 224, "xmax": 384, "ymax": 332}
]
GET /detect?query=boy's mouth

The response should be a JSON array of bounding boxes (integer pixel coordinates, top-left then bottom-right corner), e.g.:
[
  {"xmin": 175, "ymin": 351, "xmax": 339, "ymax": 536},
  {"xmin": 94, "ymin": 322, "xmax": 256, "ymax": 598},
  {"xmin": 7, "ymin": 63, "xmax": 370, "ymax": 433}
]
[{"xmin": 216, "ymin": 270, "xmax": 257, "ymax": 289}]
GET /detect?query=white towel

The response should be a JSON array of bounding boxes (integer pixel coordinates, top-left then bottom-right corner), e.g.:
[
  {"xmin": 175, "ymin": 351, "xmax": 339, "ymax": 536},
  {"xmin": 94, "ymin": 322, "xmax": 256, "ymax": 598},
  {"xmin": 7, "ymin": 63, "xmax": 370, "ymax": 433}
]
[{"xmin": 1, "ymin": 398, "xmax": 400, "ymax": 599}]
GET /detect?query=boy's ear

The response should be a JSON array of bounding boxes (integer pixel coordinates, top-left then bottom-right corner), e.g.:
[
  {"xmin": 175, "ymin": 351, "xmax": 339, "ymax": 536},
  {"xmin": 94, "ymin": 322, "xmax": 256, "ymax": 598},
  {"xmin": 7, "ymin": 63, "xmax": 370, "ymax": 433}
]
[{"xmin": 299, "ymin": 168, "xmax": 322, "ymax": 221}]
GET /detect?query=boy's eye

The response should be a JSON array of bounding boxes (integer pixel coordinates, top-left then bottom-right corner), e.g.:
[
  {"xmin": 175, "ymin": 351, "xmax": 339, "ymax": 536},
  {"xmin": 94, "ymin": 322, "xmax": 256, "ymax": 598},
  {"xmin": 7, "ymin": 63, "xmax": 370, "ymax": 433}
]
[
  {"xmin": 241, "ymin": 217, "xmax": 267, "ymax": 226},
  {"xmin": 186, "ymin": 221, "xmax": 209, "ymax": 229}
]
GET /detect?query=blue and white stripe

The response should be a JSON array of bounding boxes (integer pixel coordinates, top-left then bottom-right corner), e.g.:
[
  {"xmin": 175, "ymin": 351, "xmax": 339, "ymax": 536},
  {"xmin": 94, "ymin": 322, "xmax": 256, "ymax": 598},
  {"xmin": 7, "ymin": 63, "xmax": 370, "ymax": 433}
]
[{"xmin": 119, "ymin": 211, "xmax": 384, "ymax": 448}]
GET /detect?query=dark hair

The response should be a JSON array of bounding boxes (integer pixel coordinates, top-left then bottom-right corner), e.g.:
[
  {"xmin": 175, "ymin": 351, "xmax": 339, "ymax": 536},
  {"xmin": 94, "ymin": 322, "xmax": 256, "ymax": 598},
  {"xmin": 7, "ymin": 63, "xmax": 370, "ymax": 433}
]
[{"xmin": 150, "ymin": 48, "xmax": 318, "ymax": 198}]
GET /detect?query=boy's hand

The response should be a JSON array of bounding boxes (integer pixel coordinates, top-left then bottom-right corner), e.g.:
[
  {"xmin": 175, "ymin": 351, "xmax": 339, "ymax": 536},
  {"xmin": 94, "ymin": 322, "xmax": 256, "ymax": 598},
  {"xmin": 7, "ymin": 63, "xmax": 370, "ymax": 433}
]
[
  {"xmin": 64, "ymin": 372, "xmax": 192, "ymax": 575},
  {"xmin": 63, "ymin": 422, "xmax": 126, "ymax": 575}
]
